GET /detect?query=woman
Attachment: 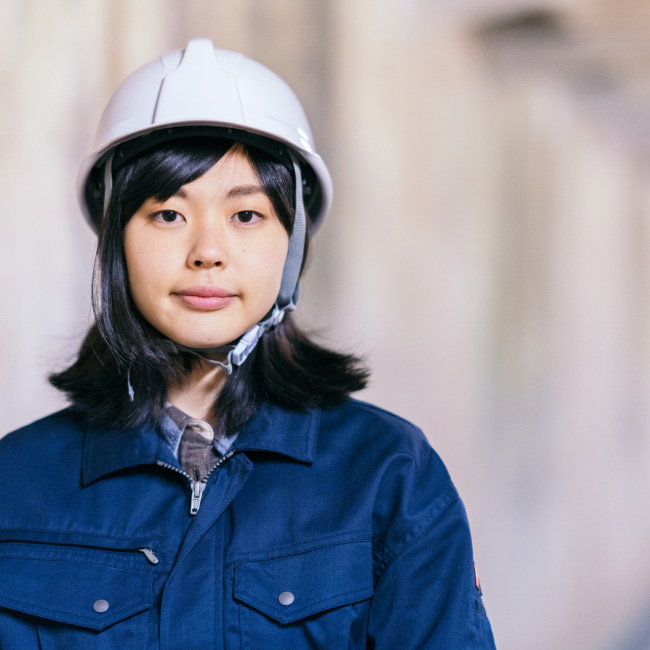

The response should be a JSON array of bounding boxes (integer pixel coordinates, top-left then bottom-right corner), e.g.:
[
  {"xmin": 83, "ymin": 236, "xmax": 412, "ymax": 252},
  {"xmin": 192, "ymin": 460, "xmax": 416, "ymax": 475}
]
[{"xmin": 0, "ymin": 39, "xmax": 496, "ymax": 649}]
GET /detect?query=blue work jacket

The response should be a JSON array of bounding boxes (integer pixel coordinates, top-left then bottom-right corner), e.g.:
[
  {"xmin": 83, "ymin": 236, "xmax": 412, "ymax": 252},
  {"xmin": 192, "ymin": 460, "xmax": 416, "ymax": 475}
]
[{"xmin": 0, "ymin": 399, "xmax": 496, "ymax": 649}]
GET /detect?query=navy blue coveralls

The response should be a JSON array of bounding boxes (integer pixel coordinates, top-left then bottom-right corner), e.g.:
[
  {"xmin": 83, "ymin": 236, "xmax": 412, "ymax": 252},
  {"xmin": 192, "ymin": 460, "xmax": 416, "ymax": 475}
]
[{"xmin": 0, "ymin": 398, "xmax": 496, "ymax": 649}]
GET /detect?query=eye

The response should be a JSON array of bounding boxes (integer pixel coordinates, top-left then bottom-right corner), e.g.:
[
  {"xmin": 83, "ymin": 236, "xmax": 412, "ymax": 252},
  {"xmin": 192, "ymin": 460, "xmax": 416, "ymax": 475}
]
[
  {"xmin": 232, "ymin": 210, "xmax": 262, "ymax": 225},
  {"xmin": 152, "ymin": 210, "xmax": 184, "ymax": 224}
]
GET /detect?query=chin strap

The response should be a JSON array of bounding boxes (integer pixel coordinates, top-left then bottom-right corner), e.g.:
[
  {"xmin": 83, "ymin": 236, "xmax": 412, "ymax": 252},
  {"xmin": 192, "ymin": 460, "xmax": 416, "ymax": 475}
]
[
  {"xmin": 146, "ymin": 153, "xmax": 306, "ymax": 378},
  {"xmin": 222, "ymin": 152, "xmax": 306, "ymax": 372},
  {"xmin": 103, "ymin": 153, "xmax": 114, "ymax": 217}
]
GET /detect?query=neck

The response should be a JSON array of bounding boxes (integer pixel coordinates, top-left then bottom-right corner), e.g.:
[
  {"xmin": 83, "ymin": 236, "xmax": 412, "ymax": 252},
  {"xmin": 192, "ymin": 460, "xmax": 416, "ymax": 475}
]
[{"xmin": 167, "ymin": 360, "xmax": 228, "ymax": 422}]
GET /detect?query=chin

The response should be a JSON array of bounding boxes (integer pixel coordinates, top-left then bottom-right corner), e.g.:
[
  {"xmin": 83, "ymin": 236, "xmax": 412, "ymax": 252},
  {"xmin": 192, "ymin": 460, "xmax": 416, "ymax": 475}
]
[
  {"xmin": 171, "ymin": 337, "xmax": 231, "ymax": 349},
  {"xmin": 167, "ymin": 329, "xmax": 241, "ymax": 349},
  {"xmin": 159, "ymin": 320, "xmax": 256, "ymax": 350}
]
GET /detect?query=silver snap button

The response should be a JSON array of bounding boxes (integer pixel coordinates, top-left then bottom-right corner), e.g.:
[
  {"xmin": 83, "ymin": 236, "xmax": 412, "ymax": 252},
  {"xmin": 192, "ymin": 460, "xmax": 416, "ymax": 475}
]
[
  {"xmin": 278, "ymin": 591, "xmax": 295, "ymax": 606},
  {"xmin": 93, "ymin": 599, "xmax": 109, "ymax": 613}
]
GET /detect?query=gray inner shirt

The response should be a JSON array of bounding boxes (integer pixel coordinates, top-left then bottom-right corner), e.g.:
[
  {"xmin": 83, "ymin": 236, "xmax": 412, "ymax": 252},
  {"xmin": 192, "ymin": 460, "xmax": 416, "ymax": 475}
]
[{"xmin": 160, "ymin": 405, "xmax": 237, "ymax": 481}]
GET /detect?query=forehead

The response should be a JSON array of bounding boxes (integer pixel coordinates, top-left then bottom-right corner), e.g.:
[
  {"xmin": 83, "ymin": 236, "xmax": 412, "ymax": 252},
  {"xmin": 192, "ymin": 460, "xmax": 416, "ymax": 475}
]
[{"xmin": 169, "ymin": 145, "xmax": 269, "ymax": 205}]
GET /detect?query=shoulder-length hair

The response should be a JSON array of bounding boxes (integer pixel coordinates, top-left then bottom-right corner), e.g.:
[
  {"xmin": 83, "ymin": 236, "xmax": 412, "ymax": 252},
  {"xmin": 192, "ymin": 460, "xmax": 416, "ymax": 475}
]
[{"xmin": 50, "ymin": 136, "xmax": 368, "ymax": 437}]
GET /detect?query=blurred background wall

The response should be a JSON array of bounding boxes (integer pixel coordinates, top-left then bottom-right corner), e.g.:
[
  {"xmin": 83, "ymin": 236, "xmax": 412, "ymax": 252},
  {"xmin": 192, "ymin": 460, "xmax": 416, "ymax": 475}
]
[{"xmin": 2, "ymin": 0, "xmax": 650, "ymax": 648}]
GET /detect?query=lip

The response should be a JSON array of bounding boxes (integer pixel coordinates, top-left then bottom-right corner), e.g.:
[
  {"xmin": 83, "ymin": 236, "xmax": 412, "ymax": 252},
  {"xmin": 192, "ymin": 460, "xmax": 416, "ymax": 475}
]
[{"xmin": 173, "ymin": 286, "xmax": 235, "ymax": 310}]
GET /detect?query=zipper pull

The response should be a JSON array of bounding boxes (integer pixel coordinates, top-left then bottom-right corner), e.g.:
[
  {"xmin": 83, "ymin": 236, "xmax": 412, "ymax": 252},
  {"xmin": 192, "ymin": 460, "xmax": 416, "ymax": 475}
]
[
  {"xmin": 190, "ymin": 480, "xmax": 206, "ymax": 515},
  {"xmin": 138, "ymin": 548, "xmax": 159, "ymax": 565}
]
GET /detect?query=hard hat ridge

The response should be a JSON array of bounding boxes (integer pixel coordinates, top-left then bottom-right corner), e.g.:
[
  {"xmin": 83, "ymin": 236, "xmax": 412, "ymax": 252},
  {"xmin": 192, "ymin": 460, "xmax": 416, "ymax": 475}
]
[{"xmin": 153, "ymin": 39, "xmax": 245, "ymax": 126}]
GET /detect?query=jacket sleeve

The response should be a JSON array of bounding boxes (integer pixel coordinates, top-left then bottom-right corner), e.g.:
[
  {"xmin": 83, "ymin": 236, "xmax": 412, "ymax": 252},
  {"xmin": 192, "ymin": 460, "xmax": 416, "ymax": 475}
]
[{"xmin": 366, "ymin": 433, "xmax": 497, "ymax": 649}]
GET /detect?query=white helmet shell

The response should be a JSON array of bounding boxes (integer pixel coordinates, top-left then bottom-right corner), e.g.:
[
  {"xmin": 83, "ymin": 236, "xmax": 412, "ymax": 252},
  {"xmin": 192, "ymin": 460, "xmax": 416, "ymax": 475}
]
[{"xmin": 78, "ymin": 38, "xmax": 332, "ymax": 229}]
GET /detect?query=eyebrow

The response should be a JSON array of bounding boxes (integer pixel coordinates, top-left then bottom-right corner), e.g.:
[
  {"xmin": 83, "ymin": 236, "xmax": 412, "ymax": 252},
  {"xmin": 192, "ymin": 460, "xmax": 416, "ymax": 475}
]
[
  {"xmin": 164, "ymin": 184, "xmax": 266, "ymax": 202},
  {"xmin": 227, "ymin": 184, "xmax": 266, "ymax": 199}
]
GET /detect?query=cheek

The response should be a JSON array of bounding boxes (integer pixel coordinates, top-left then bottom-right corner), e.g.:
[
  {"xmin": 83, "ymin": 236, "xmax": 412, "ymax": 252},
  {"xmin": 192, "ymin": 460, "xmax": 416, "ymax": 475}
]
[
  {"xmin": 124, "ymin": 243, "xmax": 146, "ymax": 294},
  {"xmin": 250, "ymin": 238, "xmax": 289, "ymax": 292},
  {"xmin": 124, "ymin": 237, "xmax": 172, "ymax": 302}
]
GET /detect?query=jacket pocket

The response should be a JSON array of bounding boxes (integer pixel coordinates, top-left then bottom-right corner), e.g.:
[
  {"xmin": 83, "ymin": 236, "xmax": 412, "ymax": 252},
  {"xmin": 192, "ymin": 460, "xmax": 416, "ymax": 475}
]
[
  {"xmin": 233, "ymin": 541, "xmax": 374, "ymax": 649},
  {"xmin": 0, "ymin": 539, "xmax": 156, "ymax": 650}
]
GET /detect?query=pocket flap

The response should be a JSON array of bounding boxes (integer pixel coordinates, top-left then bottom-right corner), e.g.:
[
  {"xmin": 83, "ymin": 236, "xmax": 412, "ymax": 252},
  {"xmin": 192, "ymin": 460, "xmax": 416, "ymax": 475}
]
[
  {"xmin": 234, "ymin": 541, "xmax": 373, "ymax": 624},
  {"xmin": 0, "ymin": 544, "xmax": 153, "ymax": 631}
]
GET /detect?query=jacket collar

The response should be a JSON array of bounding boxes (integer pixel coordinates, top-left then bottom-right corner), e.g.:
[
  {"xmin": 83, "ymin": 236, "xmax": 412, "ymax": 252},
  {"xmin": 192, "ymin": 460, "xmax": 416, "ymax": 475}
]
[
  {"xmin": 83, "ymin": 403, "xmax": 320, "ymax": 485},
  {"xmin": 83, "ymin": 422, "xmax": 162, "ymax": 486},
  {"xmin": 233, "ymin": 403, "xmax": 319, "ymax": 463}
]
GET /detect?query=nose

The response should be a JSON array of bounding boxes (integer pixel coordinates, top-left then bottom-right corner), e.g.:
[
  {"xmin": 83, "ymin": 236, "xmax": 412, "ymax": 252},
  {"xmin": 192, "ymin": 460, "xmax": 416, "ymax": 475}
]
[{"xmin": 187, "ymin": 222, "xmax": 229, "ymax": 269}]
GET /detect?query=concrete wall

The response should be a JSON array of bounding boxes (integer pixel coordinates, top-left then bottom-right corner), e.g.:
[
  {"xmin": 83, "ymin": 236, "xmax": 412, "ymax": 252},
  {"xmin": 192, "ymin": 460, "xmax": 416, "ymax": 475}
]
[{"xmin": 3, "ymin": 0, "xmax": 650, "ymax": 648}]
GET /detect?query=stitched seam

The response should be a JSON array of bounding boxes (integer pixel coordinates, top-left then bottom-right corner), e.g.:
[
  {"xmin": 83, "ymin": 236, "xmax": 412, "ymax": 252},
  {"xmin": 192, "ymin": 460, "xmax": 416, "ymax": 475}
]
[
  {"xmin": 238, "ymin": 585, "xmax": 373, "ymax": 620},
  {"xmin": 225, "ymin": 532, "xmax": 372, "ymax": 565},
  {"xmin": 372, "ymin": 545, "xmax": 390, "ymax": 565},
  {"xmin": 0, "ymin": 529, "xmax": 161, "ymax": 544},
  {"xmin": 373, "ymin": 487, "xmax": 458, "ymax": 574},
  {"xmin": 0, "ymin": 594, "xmax": 146, "ymax": 625},
  {"xmin": 347, "ymin": 399, "xmax": 424, "ymax": 431},
  {"xmin": 237, "ymin": 441, "xmax": 312, "ymax": 460},
  {"xmin": 0, "ymin": 553, "xmax": 159, "ymax": 572}
]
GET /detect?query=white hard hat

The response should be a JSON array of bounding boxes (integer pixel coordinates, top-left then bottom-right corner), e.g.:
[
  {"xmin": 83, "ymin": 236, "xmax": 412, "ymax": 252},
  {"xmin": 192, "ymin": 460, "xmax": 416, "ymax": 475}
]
[{"xmin": 78, "ymin": 37, "xmax": 332, "ymax": 230}]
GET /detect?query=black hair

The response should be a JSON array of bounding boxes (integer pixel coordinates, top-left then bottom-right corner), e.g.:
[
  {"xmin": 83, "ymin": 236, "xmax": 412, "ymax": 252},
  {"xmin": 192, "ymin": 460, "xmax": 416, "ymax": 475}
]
[{"xmin": 50, "ymin": 136, "xmax": 368, "ymax": 436}]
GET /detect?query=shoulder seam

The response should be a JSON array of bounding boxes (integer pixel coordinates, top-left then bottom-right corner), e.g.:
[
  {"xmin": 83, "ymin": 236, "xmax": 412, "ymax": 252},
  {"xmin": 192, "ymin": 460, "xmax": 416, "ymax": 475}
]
[
  {"xmin": 346, "ymin": 398, "xmax": 423, "ymax": 431},
  {"xmin": 373, "ymin": 486, "xmax": 459, "ymax": 579}
]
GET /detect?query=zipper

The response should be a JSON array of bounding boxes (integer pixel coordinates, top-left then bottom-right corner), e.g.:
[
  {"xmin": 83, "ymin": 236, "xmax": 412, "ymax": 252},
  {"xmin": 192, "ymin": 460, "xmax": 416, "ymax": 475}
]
[
  {"xmin": 190, "ymin": 479, "xmax": 206, "ymax": 515},
  {"xmin": 9, "ymin": 541, "xmax": 162, "ymax": 566},
  {"xmin": 156, "ymin": 449, "xmax": 236, "ymax": 516}
]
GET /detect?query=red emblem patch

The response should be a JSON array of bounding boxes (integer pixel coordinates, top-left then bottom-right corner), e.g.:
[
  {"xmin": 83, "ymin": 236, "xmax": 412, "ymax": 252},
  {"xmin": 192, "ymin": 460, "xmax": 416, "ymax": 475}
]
[{"xmin": 474, "ymin": 563, "xmax": 482, "ymax": 595}]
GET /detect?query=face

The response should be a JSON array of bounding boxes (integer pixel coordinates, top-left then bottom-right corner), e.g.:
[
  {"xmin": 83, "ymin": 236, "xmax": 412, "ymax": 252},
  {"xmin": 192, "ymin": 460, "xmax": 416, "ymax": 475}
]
[{"xmin": 123, "ymin": 146, "xmax": 290, "ymax": 349}]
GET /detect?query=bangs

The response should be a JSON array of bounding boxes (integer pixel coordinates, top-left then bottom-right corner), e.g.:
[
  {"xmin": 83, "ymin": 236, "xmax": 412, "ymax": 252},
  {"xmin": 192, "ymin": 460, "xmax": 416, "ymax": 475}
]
[
  {"xmin": 113, "ymin": 137, "xmax": 233, "ymax": 227},
  {"xmin": 109, "ymin": 136, "xmax": 295, "ymax": 235}
]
